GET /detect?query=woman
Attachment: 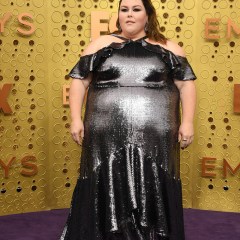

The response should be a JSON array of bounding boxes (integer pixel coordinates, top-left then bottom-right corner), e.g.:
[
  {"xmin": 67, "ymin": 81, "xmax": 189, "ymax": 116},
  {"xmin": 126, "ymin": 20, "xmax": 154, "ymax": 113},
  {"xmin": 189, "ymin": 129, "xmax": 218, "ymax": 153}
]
[{"xmin": 60, "ymin": 0, "xmax": 196, "ymax": 239}]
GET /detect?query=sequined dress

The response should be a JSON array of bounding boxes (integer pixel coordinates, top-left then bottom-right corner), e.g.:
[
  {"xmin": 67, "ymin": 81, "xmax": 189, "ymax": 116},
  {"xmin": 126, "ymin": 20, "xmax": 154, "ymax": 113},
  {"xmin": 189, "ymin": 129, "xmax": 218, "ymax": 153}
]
[{"xmin": 60, "ymin": 35, "xmax": 196, "ymax": 240}]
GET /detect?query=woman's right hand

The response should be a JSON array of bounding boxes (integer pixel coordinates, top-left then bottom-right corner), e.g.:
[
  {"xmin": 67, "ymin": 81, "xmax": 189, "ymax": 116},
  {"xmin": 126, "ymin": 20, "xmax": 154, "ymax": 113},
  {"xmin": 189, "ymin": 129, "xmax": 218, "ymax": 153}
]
[{"xmin": 71, "ymin": 119, "xmax": 84, "ymax": 145}]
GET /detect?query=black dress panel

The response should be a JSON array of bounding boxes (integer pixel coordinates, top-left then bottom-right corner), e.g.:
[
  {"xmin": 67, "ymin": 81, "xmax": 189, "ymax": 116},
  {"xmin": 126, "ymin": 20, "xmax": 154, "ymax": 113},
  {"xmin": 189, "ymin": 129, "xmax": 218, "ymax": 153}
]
[{"xmin": 60, "ymin": 36, "xmax": 196, "ymax": 240}]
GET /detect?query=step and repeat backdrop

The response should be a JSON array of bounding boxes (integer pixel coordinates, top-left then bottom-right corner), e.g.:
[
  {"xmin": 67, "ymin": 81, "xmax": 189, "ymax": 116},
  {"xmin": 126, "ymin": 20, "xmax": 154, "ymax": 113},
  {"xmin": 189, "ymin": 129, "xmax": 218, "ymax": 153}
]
[{"xmin": 0, "ymin": 0, "xmax": 239, "ymax": 216}]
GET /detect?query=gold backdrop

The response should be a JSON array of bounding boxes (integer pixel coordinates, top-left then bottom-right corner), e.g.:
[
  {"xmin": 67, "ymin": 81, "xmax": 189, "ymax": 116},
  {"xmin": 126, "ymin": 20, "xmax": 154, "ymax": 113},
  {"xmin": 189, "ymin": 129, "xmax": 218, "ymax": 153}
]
[{"xmin": 0, "ymin": 0, "xmax": 239, "ymax": 216}]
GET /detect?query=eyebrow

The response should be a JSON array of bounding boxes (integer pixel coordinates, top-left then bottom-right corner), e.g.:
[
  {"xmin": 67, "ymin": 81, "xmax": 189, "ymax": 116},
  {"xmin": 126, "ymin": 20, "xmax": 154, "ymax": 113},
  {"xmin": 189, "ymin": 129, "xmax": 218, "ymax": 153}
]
[{"xmin": 120, "ymin": 5, "xmax": 143, "ymax": 8}]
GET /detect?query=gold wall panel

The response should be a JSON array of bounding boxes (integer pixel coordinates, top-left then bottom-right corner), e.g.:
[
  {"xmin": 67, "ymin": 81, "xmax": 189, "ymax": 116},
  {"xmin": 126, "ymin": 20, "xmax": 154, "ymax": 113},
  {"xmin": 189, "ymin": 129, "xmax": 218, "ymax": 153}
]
[
  {"xmin": 0, "ymin": 0, "xmax": 51, "ymax": 215},
  {"xmin": 0, "ymin": 0, "xmax": 239, "ymax": 216},
  {"xmin": 192, "ymin": 0, "xmax": 240, "ymax": 212}
]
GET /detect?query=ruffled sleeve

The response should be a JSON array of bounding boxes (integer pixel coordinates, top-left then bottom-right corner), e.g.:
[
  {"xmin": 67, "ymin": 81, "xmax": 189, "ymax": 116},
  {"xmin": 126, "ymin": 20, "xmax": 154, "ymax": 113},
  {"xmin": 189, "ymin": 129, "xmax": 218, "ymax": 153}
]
[
  {"xmin": 171, "ymin": 54, "xmax": 197, "ymax": 81},
  {"xmin": 68, "ymin": 45, "xmax": 115, "ymax": 79},
  {"xmin": 68, "ymin": 54, "xmax": 96, "ymax": 79},
  {"xmin": 141, "ymin": 40, "xmax": 196, "ymax": 81}
]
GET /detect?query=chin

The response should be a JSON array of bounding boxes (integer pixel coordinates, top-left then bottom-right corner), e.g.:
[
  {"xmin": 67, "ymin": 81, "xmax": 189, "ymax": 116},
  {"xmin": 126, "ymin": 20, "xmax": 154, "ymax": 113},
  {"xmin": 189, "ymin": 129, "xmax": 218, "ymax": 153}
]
[{"xmin": 124, "ymin": 29, "xmax": 139, "ymax": 35}]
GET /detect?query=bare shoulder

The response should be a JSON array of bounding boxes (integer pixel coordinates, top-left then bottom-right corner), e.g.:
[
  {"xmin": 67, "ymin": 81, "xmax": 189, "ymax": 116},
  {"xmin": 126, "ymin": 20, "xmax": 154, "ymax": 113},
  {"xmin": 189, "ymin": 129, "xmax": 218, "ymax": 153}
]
[
  {"xmin": 147, "ymin": 38, "xmax": 186, "ymax": 57},
  {"xmin": 164, "ymin": 40, "xmax": 186, "ymax": 57},
  {"xmin": 81, "ymin": 35, "xmax": 120, "ymax": 56}
]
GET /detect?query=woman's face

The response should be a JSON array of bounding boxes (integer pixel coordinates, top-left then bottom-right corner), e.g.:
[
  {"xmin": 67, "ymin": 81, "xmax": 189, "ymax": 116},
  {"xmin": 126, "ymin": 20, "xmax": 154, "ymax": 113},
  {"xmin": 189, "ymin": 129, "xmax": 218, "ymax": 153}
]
[{"xmin": 119, "ymin": 0, "xmax": 148, "ymax": 37}]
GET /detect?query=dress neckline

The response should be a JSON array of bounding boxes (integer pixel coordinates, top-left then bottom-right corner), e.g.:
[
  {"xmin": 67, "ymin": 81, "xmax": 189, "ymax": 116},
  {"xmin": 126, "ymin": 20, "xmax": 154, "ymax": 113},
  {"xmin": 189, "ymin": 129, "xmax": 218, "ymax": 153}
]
[
  {"xmin": 111, "ymin": 34, "xmax": 147, "ymax": 42},
  {"xmin": 81, "ymin": 35, "xmax": 186, "ymax": 60}
]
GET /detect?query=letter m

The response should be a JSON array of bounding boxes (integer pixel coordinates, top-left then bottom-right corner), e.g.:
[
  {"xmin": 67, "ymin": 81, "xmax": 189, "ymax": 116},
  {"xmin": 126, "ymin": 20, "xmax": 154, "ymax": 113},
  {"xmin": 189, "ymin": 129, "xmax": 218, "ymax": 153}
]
[
  {"xmin": 223, "ymin": 159, "xmax": 240, "ymax": 178},
  {"xmin": 227, "ymin": 18, "xmax": 240, "ymax": 39}
]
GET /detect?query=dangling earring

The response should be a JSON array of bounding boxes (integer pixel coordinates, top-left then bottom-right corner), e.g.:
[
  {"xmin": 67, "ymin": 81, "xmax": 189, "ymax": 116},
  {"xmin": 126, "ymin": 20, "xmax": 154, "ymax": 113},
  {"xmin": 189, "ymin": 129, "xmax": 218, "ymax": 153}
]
[{"xmin": 144, "ymin": 22, "xmax": 149, "ymax": 33}]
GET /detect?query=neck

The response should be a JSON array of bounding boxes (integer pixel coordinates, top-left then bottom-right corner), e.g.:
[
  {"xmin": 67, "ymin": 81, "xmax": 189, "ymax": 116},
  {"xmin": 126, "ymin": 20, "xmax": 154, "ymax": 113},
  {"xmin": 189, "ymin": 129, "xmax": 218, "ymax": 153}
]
[{"xmin": 120, "ymin": 31, "xmax": 146, "ymax": 41}]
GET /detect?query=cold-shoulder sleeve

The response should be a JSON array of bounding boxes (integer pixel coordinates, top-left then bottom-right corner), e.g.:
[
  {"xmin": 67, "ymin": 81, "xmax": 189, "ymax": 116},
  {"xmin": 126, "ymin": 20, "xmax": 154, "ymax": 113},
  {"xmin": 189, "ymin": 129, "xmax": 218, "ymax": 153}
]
[
  {"xmin": 171, "ymin": 55, "xmax": 197, "ymax": 81},
  {"xmin": 68, "ymin": 54, "xmax": 95, "ymax": 79},
  {"xmin": 140, "ymin": 41, "xmax": 197, "ymax": 81},
  {"xmin": 68, "ymin": 46, "xmax": 114, "ymax": 79}
]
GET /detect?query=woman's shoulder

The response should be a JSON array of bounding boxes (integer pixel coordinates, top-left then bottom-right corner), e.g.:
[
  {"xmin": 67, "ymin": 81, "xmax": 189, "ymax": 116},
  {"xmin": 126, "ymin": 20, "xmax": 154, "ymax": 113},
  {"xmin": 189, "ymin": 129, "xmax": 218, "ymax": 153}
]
[
  {"xmin": 164, "ymin": 40, "xmax": 186, "ymax": 57},
  {"xmin": 147, "ymin": 38, "xmax": 186, "ymax": 57},
  {"xmin": 81, "ymin": 34, "xmax": 120, "ymax": 56}
]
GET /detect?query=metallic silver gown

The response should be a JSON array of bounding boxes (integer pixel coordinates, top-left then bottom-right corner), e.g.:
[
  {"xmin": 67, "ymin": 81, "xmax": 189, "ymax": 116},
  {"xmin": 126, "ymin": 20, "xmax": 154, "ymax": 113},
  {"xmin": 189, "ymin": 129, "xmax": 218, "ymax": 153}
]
[{"xmin": 60, "ymin": 35, "xmax": 196, "ymax": 240}]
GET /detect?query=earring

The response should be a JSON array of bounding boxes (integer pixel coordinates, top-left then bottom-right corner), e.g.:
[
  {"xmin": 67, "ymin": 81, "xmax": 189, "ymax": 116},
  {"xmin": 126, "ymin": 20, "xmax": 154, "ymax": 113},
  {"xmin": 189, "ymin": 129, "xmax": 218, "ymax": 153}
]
[{"xmin": 144, "ymin": 22, "xmax": 149, "ymax": 32}]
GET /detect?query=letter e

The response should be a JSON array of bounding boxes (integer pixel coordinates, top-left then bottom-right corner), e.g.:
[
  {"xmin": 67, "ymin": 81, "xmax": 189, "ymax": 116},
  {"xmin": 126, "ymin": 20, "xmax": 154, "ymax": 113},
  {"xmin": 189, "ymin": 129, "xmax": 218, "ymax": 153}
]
[
  {"xmin": 91, "ymin": 11, "xmax": 109, "ymax": 41},
  {"xmin": 205, "ymin": 18, "xmax": 220, "ymax": 40},
  {"xmin": 202, "ymin": 157, "xmax": 217, "ymax": 177},
  {"xmin": 63, "ymin": 85, "xmax": 70, "ymax": 106}
]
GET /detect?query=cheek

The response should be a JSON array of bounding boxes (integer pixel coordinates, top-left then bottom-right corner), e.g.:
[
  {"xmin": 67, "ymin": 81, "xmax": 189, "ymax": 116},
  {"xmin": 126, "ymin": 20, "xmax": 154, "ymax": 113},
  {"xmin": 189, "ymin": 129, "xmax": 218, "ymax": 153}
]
[
  {"xmin": 136, "ymin": 12, "xmax": 148, "ymax": 22},
  {"xmin": 118, "ymin": 12, "xmax": 125, "ymax": 22},
  {"xmin": 143, "ymin": 14, "xmax": 148, "ymax": 23},
  {"xmin": 137, "ymin": 15, "xmax": 148, "ymax": 25}
]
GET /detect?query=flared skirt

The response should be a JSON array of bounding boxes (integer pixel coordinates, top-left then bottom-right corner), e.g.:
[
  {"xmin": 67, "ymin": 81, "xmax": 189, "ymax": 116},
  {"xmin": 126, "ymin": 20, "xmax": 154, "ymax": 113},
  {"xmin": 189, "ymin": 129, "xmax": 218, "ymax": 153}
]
[{"xmin": 60, "ymin": 86, "xmax": 185, "ymax": 240}]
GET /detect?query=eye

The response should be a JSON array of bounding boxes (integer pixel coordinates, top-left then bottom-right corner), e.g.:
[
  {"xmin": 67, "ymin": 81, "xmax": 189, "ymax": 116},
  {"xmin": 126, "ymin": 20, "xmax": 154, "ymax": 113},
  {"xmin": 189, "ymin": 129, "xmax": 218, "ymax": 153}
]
[
  {"xmin": 120, "ymin": 8, "xmax": 128, "ymax": 12},
  {"xmin": 133, "ymin": 8, "xmax": 141, "ymax": 12}
]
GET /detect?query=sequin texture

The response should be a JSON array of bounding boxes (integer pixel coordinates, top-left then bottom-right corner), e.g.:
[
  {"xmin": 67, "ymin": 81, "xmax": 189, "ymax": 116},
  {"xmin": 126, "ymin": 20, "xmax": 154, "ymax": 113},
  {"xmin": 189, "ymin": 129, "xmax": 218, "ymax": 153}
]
[{"xmin": 60, "ymin": 35, "xmax": 197, "ymax": 240}]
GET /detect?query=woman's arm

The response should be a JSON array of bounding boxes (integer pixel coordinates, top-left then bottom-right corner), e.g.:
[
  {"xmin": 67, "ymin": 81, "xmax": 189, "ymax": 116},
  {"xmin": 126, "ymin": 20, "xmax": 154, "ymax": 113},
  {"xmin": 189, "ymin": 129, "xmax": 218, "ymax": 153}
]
[
  {"xmin": 70, "ymin": 75, "xmax": 92, "ymax": 145},
  {"xmin": 69, "ymin": 35, "xmax": 106, "ymax": 144},
  {"xmin": 163, "ymin": 40, "xmax": 196, "ymax": 149},
  {"xmin": 69, "ymin": 33, "xmax": 146, "ymax": 144},
  {"xmin": 174, "ymin": 80, "xmax": 196, "ymax": 149}
]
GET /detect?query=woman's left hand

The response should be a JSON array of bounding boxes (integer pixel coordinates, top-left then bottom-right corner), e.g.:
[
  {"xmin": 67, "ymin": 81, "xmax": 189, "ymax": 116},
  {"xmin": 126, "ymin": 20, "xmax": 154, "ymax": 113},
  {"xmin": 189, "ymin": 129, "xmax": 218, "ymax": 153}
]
[{"xmin": 178, "ymin": 122, "xmax": 194, "ymax": 149}]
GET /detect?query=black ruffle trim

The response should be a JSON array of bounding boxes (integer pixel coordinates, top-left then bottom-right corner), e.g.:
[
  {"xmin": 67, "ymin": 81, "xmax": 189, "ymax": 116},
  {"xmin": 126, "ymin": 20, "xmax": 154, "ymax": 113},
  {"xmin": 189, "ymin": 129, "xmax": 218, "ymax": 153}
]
[{"xmin": 68, "ymin": 39, "xmax": 197, "ymax": 81}]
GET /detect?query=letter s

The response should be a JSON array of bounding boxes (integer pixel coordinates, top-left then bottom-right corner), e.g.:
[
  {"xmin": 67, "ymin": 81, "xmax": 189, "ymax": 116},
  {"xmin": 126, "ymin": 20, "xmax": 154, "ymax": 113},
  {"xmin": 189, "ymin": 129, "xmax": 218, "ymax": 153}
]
[
  {"xmin": 17, "ymin": 13, "xmax": 35, "ymax": 35},
  {"xmin": 21, "ymin": 156, "xmax": 38, "ymax": 176}
]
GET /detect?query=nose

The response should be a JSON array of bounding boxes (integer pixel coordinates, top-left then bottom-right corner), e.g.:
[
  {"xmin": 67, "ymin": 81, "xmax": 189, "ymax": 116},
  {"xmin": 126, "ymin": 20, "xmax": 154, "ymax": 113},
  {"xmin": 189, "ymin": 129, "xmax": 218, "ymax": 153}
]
[{"xmin": 127, "ymin": 9, "xmax": 133, "ymax": 17}]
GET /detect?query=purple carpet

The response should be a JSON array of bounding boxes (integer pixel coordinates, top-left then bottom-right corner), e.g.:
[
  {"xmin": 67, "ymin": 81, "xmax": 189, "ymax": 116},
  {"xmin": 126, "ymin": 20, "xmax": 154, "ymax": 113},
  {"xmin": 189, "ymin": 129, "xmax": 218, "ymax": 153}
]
[{"xmin": 0, "ymin": 208, "xmax": 239, "ymax": 240}]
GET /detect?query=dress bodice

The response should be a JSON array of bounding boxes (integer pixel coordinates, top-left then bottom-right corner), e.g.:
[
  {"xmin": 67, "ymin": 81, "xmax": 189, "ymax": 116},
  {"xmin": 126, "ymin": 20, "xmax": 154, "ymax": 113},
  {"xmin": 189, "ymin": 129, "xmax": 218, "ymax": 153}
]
[{"xmin": 69, "ymin": 36, "xmax": 196, "ymax": 88}]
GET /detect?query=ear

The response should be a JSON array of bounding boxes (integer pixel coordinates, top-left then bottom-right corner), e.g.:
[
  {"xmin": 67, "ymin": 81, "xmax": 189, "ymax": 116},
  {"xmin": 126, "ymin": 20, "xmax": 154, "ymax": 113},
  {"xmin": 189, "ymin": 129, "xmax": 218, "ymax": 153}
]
[{"xmin": 145, "ymin": 17, "xmax": 148, "ymax": 25}]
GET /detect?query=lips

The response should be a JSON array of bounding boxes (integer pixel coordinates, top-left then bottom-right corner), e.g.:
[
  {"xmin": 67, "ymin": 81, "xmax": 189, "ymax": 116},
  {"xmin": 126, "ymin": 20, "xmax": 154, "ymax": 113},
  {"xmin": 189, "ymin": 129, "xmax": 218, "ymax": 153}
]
[{"xmin": 126, "ymin": 21, "xmax": 135, "ymax": 24}]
